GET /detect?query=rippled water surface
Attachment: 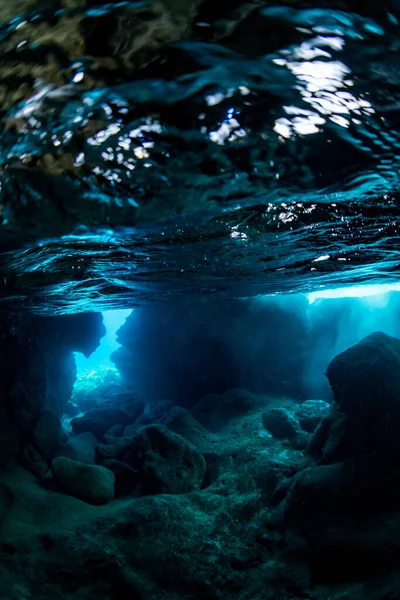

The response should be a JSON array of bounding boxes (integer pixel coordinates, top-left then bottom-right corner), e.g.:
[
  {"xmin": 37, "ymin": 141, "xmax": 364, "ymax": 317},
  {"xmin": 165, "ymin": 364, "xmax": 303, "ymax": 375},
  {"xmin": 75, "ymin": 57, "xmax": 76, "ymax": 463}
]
[{"xmin": 0, "ymin": 0, "xmax": 400, "ymax": 313}]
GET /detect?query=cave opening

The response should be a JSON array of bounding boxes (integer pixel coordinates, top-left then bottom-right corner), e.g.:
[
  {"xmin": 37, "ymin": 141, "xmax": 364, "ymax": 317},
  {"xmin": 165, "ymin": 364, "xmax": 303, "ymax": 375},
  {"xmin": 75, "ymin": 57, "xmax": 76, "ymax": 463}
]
[{"xmin": 66, "ymin": 308, "xmax": 133, "ymax": 420}]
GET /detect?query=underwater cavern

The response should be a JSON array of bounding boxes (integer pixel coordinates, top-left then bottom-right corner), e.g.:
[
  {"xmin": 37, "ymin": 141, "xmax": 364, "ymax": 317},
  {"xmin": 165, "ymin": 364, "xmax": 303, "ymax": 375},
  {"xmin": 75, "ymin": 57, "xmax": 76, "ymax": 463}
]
[{"xmin": 2, "ymin": 1, "xmax": 400, "ymax": 599}]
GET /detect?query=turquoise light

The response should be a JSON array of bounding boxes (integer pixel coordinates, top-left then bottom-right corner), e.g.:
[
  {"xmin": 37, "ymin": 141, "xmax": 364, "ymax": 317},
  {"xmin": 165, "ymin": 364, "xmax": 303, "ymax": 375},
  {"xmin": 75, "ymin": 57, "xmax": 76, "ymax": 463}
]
[
  {"xmin": 307, "ymin": 283, "xmax": 400, "ymax": 305},
  {"xmin": 74, "ymin": 309, "xmax": 132, "ymax": 375}
]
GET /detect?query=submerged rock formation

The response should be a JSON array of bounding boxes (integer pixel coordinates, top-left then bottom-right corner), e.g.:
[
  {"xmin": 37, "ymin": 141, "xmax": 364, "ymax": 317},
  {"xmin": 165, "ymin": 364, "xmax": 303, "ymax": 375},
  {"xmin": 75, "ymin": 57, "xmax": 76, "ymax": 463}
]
[
  {"xmin": 272, "ymin": 332, "xmax": 400, "ymax": 596},
  {"xmin": 4, "ymin": 316, "xmax": 400, "ymax": 600},
  {"xmin": 312, "ymin": 331, "xmax": 400, "ymax": 462},
  {"xmin": 0, "ymin": 312, "xmax": 104, "ymax": 473},
  {"xmin": 112, "ymin": 296, "xmax": 310, "ymax": 404}
]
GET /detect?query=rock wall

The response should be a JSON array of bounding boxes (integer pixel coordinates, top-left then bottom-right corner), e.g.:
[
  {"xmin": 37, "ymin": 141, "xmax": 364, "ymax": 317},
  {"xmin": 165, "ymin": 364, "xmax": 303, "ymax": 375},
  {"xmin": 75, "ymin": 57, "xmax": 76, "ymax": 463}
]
[
  {"xmin": 0, "ymin": 312, "xmax": 105, "ymax": 469},
  {"xmin": 111, "ymin": 296, "xmax": 311, "ymax": 405}
]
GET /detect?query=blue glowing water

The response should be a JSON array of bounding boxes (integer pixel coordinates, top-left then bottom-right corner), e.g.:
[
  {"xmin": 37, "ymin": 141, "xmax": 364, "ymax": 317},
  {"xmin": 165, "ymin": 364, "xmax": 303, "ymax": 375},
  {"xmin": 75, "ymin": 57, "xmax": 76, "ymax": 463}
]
[{"xmin": 75, "ymin": 309, "xmax": 132, "ymax": 376}]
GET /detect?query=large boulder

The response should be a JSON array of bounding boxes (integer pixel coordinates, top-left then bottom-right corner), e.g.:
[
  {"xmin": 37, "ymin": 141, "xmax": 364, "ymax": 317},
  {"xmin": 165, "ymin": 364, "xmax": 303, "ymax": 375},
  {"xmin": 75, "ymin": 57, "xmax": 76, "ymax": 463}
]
[
  {"xmin": 313, "ymin": 332, "xmax": 400, "ymax": 461},
  {"xmin": 128, "ymin": 425, "xmax": 206, "ymax": 495},
  {"xmin": 51, "ymin": 457, "xmax": 115, "ymax": 505},
  {"xmin": 326, "ymin": 332, "xmax": 400, "ymax": 421}
]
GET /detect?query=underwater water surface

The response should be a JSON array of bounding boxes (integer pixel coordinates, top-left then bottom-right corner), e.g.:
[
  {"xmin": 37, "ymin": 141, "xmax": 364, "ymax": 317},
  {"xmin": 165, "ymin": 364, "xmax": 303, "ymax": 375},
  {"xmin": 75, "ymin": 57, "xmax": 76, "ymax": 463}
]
[{"xmin": 0, "ymin": 1, "xmax": 399, "ymax": 312}]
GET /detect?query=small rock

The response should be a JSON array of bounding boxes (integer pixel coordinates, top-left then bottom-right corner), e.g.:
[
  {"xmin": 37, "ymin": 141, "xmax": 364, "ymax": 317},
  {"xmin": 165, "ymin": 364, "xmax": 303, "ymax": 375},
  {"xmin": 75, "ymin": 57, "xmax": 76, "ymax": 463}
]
[
  {"xmin": 32, "ymin": 411, "xmax": 62, "ymax": 461},
  {"xmin": 71, "ymin": 407, "xmax": 132, "ymax": 439},
  {"xmin": 51, "ymin": 457, "xmax": 115, "ymax": 505},
  {"xmin": 56, "ymin": 432, "xmax": 97, "ymax": 464},
  {"xmin": 262, "ymin": 408, "xmax": 299, "ymax": 440},
  {"xmin": 102, "ymin": 459, "xmax": 139, "ymax": 497},
  {"xmin": 295, "ymin": 400, "xmax": 330, "ymax": 433},
  {"xmin": 130, "ymin": 424, "xmax": 206, "ymax": 495}
]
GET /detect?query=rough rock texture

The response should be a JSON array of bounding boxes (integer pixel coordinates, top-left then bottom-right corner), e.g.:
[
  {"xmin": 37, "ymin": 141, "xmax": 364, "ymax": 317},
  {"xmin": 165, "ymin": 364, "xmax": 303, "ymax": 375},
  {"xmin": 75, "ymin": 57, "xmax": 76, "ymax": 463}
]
[
  {"xmin": 295, "ymin": 400, "xmax": 330, "ymax": 433},
  {"xmin": 0, "ymin": 385, "xmax": 312, "ymax": 600},
  {"xmin": 268, "ymin": 332, "xmax": 400, "ymax": 599},
  {"xmin": 51, "ymin": 457, "xmax": 115, "ymax": 505},
  {"xmin": 262, "ymin": 407, "xmax": 299, "ymax": 439},
  {"xmin": 0, "ymin": 312, "xmax": 104, "ymax": 471},
  {"xmin": 160, "ymin": 406, "xmax": 219, "ymax": 452},
  {"xmin": 311, "ymin": 332, "xmax": 400, "ymax": 462},
  {"xmin": 129, "ymin": 425, "xmax": 207, "ymax": 495},
  {"xmin": 6, "ymin": 326, "xmax": 400, "ymax": 599}
]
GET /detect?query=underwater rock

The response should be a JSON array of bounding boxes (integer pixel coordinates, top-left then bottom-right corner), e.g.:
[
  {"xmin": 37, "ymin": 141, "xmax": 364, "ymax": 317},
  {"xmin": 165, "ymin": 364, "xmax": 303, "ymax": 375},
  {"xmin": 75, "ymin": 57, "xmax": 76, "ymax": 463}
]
[
  {"xmin": 194, "ymin": 389, "xmax": 266, "ymax": 432},
  {"xmin": 129, "ymin": 424, "xmax": 206, "ymax": 495},
  {"xmin": 71, "ymin": 407, "xmax": 133, "ymax": 439},
  {"xmin": 32, "ymin": 410, "xmax": 62, "ymax": 462},
  {"xmin": 43, "ymin": 349, "xmax": 77, "ymax": 417},
  {"xmin": 311, "ymin": 332, "xmax": 400, "ymax": 461},
  {"xmin": 327, "ymin": 332, "xmax": 400, "ymax": 419},
  {"xmin": 21, "ymin": 444, "xmax": 49, "ymax": 478},
  {"xmin": 295, "ymin": 400, "xmax": 330, "ymax": 433},
  {"xmin": 280, "ymin": 455, "xmax": 400, "ymax": 525},
  {"xmin": 262, "ymin": 407, "xmax": 299, "ymax": 440},
  {"xmin": 51, "ymin": 457, "xmax": 115, "ymax": 505},
  {"xmin": 39, "ymin": 313, "xmax": 105, "ymax": 359},
  {"xmin": 160, "ymin": 406, "xmax": 219, "ymax": 452},
  {"xmin": 56, "ymin": 432, "xmax": 97, "ymax": 464},
  {"xmin": 102, "ymin": 459, "xmax": 139, "ymax": 497}
]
